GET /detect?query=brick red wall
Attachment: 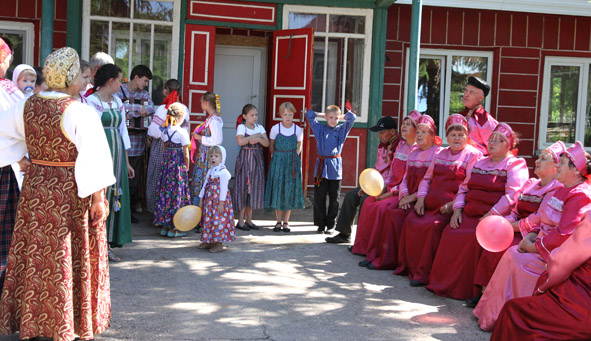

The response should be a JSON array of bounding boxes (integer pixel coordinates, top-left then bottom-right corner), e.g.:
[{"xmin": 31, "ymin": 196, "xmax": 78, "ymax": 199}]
[
  {"xmin": 385, "ymin": 4, "xmax": 591, "ymax": 168},
  {"xmin": 0, "ymin": 0, "xmax": 69, "ymax": 66}
]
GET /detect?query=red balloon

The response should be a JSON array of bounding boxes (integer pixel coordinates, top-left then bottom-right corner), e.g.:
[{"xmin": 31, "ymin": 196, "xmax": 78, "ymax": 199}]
[{"xmin": 476, "ymin": 215, "xmax": 514, "ymax": 252}]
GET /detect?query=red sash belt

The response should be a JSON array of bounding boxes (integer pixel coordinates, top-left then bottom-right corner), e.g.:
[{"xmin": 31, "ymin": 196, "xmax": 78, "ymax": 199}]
[{"xmin": 316, "ymin": 154, "xmax": 341, "ymax": 186}]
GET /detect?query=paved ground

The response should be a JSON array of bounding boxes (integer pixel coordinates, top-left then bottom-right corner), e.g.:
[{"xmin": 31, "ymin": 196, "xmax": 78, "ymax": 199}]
[{"xmin": 1, "ymin": 204, "xmax": 491, "ymax": 341}]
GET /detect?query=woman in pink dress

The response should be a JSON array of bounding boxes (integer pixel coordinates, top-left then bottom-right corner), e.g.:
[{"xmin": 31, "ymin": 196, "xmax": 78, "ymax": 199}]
[
  {"xmin": 394, "ymin": 114, "xmax": 482, "ymax": 285},
  {"xmin": 427, "ymin": 123, "xmax": 529, "ymax": 300},
  {"xmin": 351, "ymin": 110, "xmax": 420, "ymax": 255},
  {"xmin": 359, "ymin": 115, "xmax": 441, "ymax": 270},
  {"xmin": 473, "ymin": 141, "xmax": 591, "ymax": 331},
  {"xmin": 469, "ymin": 141, "xmax": 565, "ymax": 304},
  {"xmin": 492, "ymin": 211, "xmax": 591, "ymax": 340}
]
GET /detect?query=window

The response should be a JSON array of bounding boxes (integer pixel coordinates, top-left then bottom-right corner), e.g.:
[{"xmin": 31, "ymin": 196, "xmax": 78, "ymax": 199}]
[
  {"xmin": 283, "ymin": 5, "xmax": 373, "ymax": 123},
  {"xmin": 0, "ymin": 21, "xmax": 35, "ymax": 78},
  {"xmin": 539, "ymin": 57, "xmax": 591, "ymax": 149},
  {"xmin": 404, "ymin": 49, "xmax": 493, "ymax": 138},
  {"xmin": 82, "ymin": 0, "xmax": 180, "ymax": 105}
]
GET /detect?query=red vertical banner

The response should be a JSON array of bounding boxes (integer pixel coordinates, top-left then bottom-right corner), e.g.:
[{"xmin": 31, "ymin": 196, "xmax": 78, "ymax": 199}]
[
  {"xmin": 268, "ymin": 28, "xmax": 314, "ymax": 194},
  {"xmin": 183, "ymin": 24, "xmax": 216, "ymax": 131}
]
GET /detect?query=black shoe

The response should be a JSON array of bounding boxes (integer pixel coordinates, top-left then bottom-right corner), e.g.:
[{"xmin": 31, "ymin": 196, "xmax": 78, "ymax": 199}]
[
  {"xmin": 410, "ymin": 280, "xmax": 427, "ymax": 287},
  {"xmin": 324, "ymin": 228, "xmax": 333, "ymax": 235},
  {"xmin": 348, "ymin": 245, "xmax": 353, "ymax": 253},
  {"xmin": 236, "ymin": 224, "xmax": 250, "ymax": 231},
  {"xmin": 358, "ymin": 260, "xmax": 371, "ymax": 267},
  {"xmin": 316, "ymin": 226, "xmax": 326, "ymax": 234},
  {"xmin": 367, "ymin": 263, "xmax": 376, "ymax": 270},
  {"xmin": 282, "ymin": 223, "xmax": 291, "ymax": 233},
  {"xmin": 464, "ymin": 293, "xmax": 483, "ymax": 308},
  {"xmin": 130, "ymin": 214, "xmax": 139, "ymax": 224},
  {"xmin": 273, "ymin": 223, "xmax": 282, "ymax": 232},
  {"xmin": 195, "ymin": 225, "xmax": 202, "ymax": 233},
  {"xmin": 246, "ymin": 222, "xmax": 259, "ymax": 230},
  {"xmin": 326, "ymin": 234, "xmax": 351, "ymax": 244}
]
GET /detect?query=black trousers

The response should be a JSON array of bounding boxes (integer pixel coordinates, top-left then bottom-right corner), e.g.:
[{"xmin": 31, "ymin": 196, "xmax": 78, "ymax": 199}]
[
  {"xmin": 128, "ymin": 154, "xmax": 145, "ymax": 206},
  {"xmin": 313, "ymin": 178, "xmax": 341, "ymax": 229},
  {"xmin": 335, "ymin": 186, "xmax": 369, "ymax": 236}
]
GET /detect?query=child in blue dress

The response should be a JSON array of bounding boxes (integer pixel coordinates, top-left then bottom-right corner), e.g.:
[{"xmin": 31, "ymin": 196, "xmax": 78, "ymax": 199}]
[{"xmin": 264, "ymin": 102, "xmax": 305, "ymax": 232}]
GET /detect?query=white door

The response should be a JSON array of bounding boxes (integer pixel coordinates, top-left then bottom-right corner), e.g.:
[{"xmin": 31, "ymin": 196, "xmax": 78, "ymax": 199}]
[{"xmin": 214, "ymin": 46, "xmax": 266, "ymax": 176}]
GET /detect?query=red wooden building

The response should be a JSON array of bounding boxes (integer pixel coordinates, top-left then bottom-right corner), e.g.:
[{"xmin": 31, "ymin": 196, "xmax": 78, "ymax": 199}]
[{"xmin": 3, "ymin": 0, "xmax": 591, "ymax": 183}]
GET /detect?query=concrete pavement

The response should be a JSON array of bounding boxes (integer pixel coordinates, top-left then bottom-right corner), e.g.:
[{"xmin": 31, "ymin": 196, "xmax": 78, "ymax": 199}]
[{"xmin": 93, "ymin": 208, "xmax": 490, "ymax": 341}]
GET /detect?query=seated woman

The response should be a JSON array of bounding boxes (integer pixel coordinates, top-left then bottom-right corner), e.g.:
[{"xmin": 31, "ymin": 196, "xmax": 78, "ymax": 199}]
[
  {"xmin": 491, "ymin": 211, "xmax": 591, "ymax": 340},
  {"xmin": 427, "ymin": 123, "xmax": 529, "ymax": 300},
  {"xmin": 351, "ymin": 110, "xmax": 420, "ymax": 255},
  {"xmin": 473, "ymin": 141, "xmax": 591, "ymax": 331},
  {"xmin": 359, "ymin": 114, "xmax": 441, "ymax": 270},
  {"xmin": 468, "ymin": 141, "xmax": 565, "ymax": 306},
  {"xmin": 394, "ymin": 114, "xmax": 482, "ymax": 286}
]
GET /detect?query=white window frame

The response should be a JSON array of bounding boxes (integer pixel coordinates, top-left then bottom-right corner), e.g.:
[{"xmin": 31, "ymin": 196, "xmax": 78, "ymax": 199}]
[
  {"xmin": 81, "ymin": 0, "xmax": 180, "ymax": 93},
  {"xmin": 0, "ymin": 21, "xmax": 35, "ymax": 66},
  {"xmin": 539, "ymin": 56, "xmax": 591, "ymax": 150},
  {"xmin": 283, "ymin": 5, "xmax": 373, "ymax": 123},
  {"xmin": 403, "ymin": 48, "xmax": 493, "ymax": 138}
]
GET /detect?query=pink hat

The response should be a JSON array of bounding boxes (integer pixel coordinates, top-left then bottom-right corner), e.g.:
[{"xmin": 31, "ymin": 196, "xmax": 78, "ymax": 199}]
[
  {"xmin": 545, "ymin": 141, "xmax": 566, "ymax": 164},
  {"xmin": 0, "ymin": 38, "xmax": 10, "ymax": 64},
  {"xmin": 417, "ymin": 114, "xmax": 436, "ymax": 134},
  {"xmin": 445, "ymin": 114, "xmax": 469, "ymax": 133},
  {"xmin": 564, "ymin": 141, "xmax": 588, "ymax": 176},
  {"xmin": 405, "ymin": 110, "xmax": 421, "ymax": 126},
  {"xmin": 492, "ymin": 122, "xmax": 515, "ymax": 148}
]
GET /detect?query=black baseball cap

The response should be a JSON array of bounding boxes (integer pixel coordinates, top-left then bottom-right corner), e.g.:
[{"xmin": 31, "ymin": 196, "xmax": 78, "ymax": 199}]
[
  {"xmin": 369, "ymin": 116, "xmax": 398, "ymax": 132},
  {"xmin": 467, "ymin": 76, "xmax": 490, "ymax": 97}
]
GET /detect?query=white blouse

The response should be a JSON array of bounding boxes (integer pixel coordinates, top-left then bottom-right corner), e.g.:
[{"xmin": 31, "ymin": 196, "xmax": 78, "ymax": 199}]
[
  {"xmin": 0, "ymin": 91, "xmax": 115, "ymax": 198},
  {"xmin": 85, "ymin": 93, "xmax": 131, "ymax": 150},
  {"xmin": 201, "ymin": 115, "xmax": 224, "ymax": 147},
  {"xmin": 198, "ymin": 168, "xmax": 231, "ymax": 201},
  {"xmin": 161, "ymin": 125, "xmax": 190, "ymax": 146},
  {"xmin": 148, "ymin": 104, "xmax": 190, "ymax": 139},
  {"xmin": 269, "ymin": 123, "xmax": 303, "ymax": 141}
]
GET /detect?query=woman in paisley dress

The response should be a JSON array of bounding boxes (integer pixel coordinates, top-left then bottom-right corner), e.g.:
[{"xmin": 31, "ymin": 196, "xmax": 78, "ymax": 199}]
[
  {"xmin": 86, "ymin": 64, "xmax": 135, "ymax": 257},
  {"xmin": 0, "ymin": 47, "xmax": 115, "ymax": 340}
]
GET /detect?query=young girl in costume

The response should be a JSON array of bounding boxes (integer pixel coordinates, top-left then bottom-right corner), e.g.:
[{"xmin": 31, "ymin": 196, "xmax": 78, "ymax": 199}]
[
  {"xmin": 233, "ymin": 104, "xmax": 269, "ymax": 231},
  {"xmin": 198, "ymin": 146, "xmax": 235, "ymax": 253},
  {"xmin": 190, "ymin": 92, "xmax": 223, "ymax": 206},
  {"xmin": 264, "ymin": 102, "xmax": 304, "ymax": 232},
  {"xmin": 11, "ymin": 64, "xmax": 36, "ymax": 97},
  {"xmin": 153, "ymin": 102, "xmax": 191, "ymax": 237}
]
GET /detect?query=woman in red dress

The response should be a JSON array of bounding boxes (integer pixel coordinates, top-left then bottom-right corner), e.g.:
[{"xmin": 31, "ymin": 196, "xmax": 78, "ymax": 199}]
[
  {"xmin": 394, "ymin": 114, "xmax": 482, "ymax": 285},
  {"xmin": 351, "ymin": 110, "xmax": 420, "ymax": 255},
  {"xmin": 492, "ymin": 211, "xmax": 591, "ymax": 340},
  {"xmin": 427, "ymin": 123, "xmax": 529, "ymax": 300},
  {"xmin": 359, "ymin": 115, "xmax": 441, "ymax": 270}
]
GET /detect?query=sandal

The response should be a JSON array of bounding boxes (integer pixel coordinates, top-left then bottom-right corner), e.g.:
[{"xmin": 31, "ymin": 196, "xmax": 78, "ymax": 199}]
[
  {"xmin": 282, "ymin": 223, "xmax": 291, "ymax": 233},
  {"xmin": 245, "ymin": 222, "xmax": 259, "ymax": 230},
  {"xmin": 197, "ymin": 243, "xmax": 212, "ymax": 249},
  {"xmin": 208, "ymin": 243, "xmax": 224, "ymax": 253},
  {"xmin": 108, "ymin": 249, "xmax": 120, "ymax": 262},
  {"xmin": 273, "ymin": 222, "xmax": 282, "ymax": 232}
]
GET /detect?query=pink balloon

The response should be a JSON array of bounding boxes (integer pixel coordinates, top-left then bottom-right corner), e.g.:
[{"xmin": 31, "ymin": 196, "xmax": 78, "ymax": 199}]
[{"xmin": 476, "ymin": 215, "xmax": 514, "ymax": 252}]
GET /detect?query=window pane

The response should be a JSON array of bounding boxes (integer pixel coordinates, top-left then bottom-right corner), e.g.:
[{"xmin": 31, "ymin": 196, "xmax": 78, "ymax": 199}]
[
  {"xmin": 328, "ymin": 37, "xmax": 344, "ymax": 108},
  {"xmin": 151, "ymin": 25, "xmax": 173, "ymax": 105},
  {"xmin": 134, "ymin": 0, "xmax": 173, "ymax": 21},
  {"xmin": 586, "ymin": 66, "xmax": 591, "ymax": 146},
  {"xmin": 546, "ymin": 65, "xmax": 579, "ymax": 144},
  {"xmin": 89, "ymin": 20, "xmax": 109, "ymax": 59},
  {"xmin": 344, "ymin": 38, "xmax": 364, "ymax": 114},
  {"xmin": 329, "ymin": 15, "xmax": 365, "ymax": 34},
  {"xmin": 91, "ymin": 0, "xmax": 130, "ymax": 18},
  {"xmin": 449, "ymin": 56, "xmax": 488, "ymax": 116},
  {"xmin": 112, "ymin": 22, "xmax": 130, "ymax": 80},
  {"xmin": 311, "ymin": 37, "xmax": 327, "ymax": 112},
  {"xmin": 0, "ymin": 32, "xmax": 25, "ymax": 77},
  {"xmin": 132, "ymin": 24, "xmax": 151, "ymax": 70},
  {"xmin": 417, "ymin": 58, "xmax": 442, "ymax": 129},
  {"xmin": 289, "ymin": 13, "xmax": 327, "ymax": 32}
]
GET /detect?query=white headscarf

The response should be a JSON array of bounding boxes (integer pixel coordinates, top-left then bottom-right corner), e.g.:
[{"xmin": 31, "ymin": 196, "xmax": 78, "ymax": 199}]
[
  {"xmin": 207, "ymin": 145, "xmax": 227, "ymax": 180},
  {"xmin": 12, "ymin": 64, "xmax": 36, "ymax": 96}
]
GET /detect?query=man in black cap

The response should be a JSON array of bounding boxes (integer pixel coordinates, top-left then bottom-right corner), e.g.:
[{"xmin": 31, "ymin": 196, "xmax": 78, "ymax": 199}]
[
  {"xmin": 326, "ymin": 116, "xmax": 400, "ymax": 243},
  {"xmin": 459, "ymin": 76, "xmax": 498, "ymax": 155}
]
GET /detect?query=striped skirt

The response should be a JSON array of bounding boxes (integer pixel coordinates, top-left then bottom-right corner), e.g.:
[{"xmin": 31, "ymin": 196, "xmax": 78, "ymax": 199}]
[
  {"xmin": 0, "ymin": 165, "xmax": 19, "ymax": 286},
  {"xmin": 146, "ymin": 139, "xmax": 163, "ymax": 213},
  {"xmin": 232, "ymin": 146, "xmax": 265, "ymax": 210}
]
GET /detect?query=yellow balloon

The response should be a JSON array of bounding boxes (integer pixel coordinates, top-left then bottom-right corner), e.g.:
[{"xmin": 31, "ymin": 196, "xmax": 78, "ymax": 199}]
[
  {"xmin": 359, "ymin": 168, "xmax": 384, "ymax": 197},
  {"xmin": 173, "ymin": 205, "xmax": 202, "ymax": 231}
]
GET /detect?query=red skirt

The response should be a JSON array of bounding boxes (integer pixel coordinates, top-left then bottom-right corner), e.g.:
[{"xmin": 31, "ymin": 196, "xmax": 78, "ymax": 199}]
[
  {"xmin": 365, "ymin": 204, "xmax": 410, "ymax": 269},
  {"xmin": 473, "ymin": 234, "xmax": 521, "ymax": 288},
  {"xmin": 394, "ymin": 210, "xmax": 451, "ymax": 283},
  {"xmin": 426, "ymin": 214, "xmax": 483, "ymax": 300},
  {"xmin": 351, "ymin": 196, "xmax": 397, "ymax": 255}
]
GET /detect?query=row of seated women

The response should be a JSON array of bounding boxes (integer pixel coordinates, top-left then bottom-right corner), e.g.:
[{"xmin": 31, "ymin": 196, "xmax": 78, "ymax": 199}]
[{"xmin": 351, "ymin": 110, "xmax": 591, "ymax": 337}]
